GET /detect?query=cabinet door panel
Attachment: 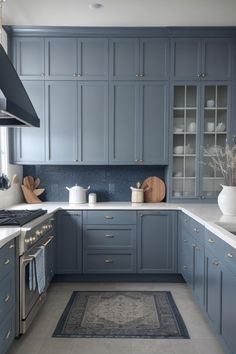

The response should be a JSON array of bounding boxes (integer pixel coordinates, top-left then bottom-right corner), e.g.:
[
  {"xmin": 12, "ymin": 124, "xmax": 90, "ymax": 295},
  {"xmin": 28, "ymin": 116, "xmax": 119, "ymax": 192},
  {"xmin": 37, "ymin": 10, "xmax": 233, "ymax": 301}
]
[
  {"xmin": 109, "ymin": 38, "xmax": 139, "ymax": 80},
  {"xmin": 205, "ymin": 249, "xmax": 221, "ymax": 333},
  {"xmin": 193, "ymin": 243, "xmax": 205, "ymax": 305},
  {"xmin": 138, "ymin": 212, "xmax": 177, "ymax": 273},
  {"xmin": 78, "ymin": 82, "xmax": 108, "ymax": 163},
  {"xmin": 56, "ymin": 211, "xmax": 82, "ymax": 274},
  {"xmin": 109, "ymin": 82, "xmax": 139, "ymax": 164},
  {"xmin": 15, "ymin": 81, "xmax": 45, "ymax": 162},
  {"xmin": 46, "ymin": 81, "xmax": 77, "ymax": 163},
  {"xmin": 171, "ymin": 39, "xmax": 201, "ymax": 80},
  {"xmin": 140, "ymin": 38, "xmax": 169, "ymax": 80},
  {"xmin": 15, "ymin": 38, "xmax": 45, "ymax": 78},
  {"xmin": 140, "ymin": 82, "xmax": 168, "ymax": 164},
  {"xmin": 78, "ymin": 39, "xmax": 108, "ymax": 80},
  {"xmin": 221, "ymin": 264, "xmax": 236, "ymax": 354},
  {"xmin": 46, "ymin": 38, "xmax": 77, "ymax": 78},
  {"xmin": 203, "ymin": 39, "xmax": 232, "ymax": 80}
]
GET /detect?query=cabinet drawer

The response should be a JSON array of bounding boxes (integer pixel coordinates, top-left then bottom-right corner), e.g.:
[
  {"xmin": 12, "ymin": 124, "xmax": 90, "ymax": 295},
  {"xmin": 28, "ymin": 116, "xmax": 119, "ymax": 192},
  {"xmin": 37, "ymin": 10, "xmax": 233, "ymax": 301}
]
[
  {"xmin": 0, "ymin": 272, "xmax": 15, "ymax": 324},
  {"xmin": 83, "ymin": 211, "xmax": 136, "ymax": 225},
  {"xmin": 84, "ymin": 227, "xmax": 136, "ymax": 249},
  {"xmin": 180, "ymin": 212, "xmax": 204, "ymax": 245},
  {"xmin": 0, "ymin": 308, "xmax": 15, "ymax": 354},
  {"xmin": 83, "ymin": 252, "xmax": 136, "ymax": 273},
  {"xmin": 0, "ymin": 241, "xmax": 15, "ymax": 281},
  {"xmin": 205, "ymin": 229, "xmax": 236, "ymax": 274}
]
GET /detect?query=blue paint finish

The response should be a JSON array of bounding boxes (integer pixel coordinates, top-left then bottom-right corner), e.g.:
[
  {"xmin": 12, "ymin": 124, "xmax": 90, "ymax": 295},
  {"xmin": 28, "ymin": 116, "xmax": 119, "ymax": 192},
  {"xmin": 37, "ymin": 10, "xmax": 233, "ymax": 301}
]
[{"xmin": 23, "ymin": 165, "xmax": 165, "ymax": 202}]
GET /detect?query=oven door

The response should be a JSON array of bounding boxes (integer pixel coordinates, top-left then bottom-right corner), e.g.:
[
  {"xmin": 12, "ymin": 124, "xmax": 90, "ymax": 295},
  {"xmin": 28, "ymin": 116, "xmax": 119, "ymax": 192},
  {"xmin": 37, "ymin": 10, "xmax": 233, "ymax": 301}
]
[{"xmin": 20, "ymin": 235, "xmax": 54, "ymax": 326}]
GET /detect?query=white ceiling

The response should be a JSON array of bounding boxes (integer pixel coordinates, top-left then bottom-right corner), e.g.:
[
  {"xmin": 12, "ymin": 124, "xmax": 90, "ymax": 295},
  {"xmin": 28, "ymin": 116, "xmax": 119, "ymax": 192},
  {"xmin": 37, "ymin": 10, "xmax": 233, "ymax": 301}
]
[{"xmin": 2, "ymin": 0, "xmax": 236, "ymax": 27}]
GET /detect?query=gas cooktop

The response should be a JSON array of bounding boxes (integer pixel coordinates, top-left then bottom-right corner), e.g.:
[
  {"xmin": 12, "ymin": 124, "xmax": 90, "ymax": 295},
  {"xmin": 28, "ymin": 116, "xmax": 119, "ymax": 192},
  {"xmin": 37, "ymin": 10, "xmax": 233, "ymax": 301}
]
[{"xmin": 0, "ymin": 209, "xmax": 47, "ymax": 226}]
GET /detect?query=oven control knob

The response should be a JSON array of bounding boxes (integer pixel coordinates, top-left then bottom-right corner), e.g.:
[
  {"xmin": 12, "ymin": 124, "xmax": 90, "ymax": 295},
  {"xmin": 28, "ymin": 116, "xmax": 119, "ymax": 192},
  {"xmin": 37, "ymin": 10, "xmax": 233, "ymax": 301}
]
[
  {"xmin": 25, "ymin": 238, "xmax": 30, "ymax": 244},
  {"xmin": 36, "ymin": 230, "xmax": 41, "ymax": 236}
]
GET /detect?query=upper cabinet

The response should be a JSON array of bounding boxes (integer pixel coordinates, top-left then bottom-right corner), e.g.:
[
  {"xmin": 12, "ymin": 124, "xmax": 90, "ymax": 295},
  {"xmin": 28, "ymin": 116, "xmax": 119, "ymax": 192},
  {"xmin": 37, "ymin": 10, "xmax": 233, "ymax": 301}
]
[
  {"xmin": 14, "ymin": 81, "xmax": 46, "ymax": 163},
  {"xmin": 45, "ymin": 38, "xmax": 108, "ymax": 80},
  {"xmin": 109, "ymin": 81, "xmax": 168, "ymax": 165},
  {"xmin": 171, "ymin": 38, "xmax": 232, "ymax": 81},
  {"xmin": 110, "ymin": 38, "xmax": 169, "ymax": 80},
  {"xmin": 15, "ymin": 38, "xmax": 45, "ymax": 79}
]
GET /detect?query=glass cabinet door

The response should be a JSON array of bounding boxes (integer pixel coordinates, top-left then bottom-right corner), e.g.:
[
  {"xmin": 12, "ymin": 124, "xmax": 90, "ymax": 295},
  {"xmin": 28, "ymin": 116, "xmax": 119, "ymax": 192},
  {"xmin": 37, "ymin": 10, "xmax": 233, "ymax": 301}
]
[
  {"xmin": 201, "ymin": 85, "xmax": 229, "ymax": 197},
  {"xmin": 172, "ymin": 85, "xmax": 199, "ymax": 198}
]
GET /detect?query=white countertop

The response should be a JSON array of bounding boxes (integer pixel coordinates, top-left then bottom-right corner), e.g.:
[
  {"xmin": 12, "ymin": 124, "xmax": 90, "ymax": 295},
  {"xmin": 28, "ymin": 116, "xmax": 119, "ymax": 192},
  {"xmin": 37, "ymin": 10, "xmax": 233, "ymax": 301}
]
[
  {"xmin": 0, "ymin": 227, "xmax": 20, "ymax": 249},
  {"xmin": 1, "ymin": 201, "xmax": 236, "ymax": 249}
]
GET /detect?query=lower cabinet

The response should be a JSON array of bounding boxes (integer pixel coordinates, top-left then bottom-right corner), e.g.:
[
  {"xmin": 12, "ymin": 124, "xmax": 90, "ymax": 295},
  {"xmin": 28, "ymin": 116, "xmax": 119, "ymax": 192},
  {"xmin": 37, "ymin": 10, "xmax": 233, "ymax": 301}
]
[
  {"xmin": 205, "ymin": 247, "xmax": 221, "ymax": 333},
  {"xmin": 137, "ymin": 211, "xmax": 177, "ymax": 273},
  {"xmin": 83, "ymin": 211, "xmax": 137, "ymax": 273},
  {"xmin": 56, "ymin": 210, "xmax": 82, "ymax": 274},
  {"xmin": 0, "ymin": 239, "xmax": 16, "ymax": 354},
  {"xmin": 178, "ymin": 212, "xmax": 205, "ymax": 306}
]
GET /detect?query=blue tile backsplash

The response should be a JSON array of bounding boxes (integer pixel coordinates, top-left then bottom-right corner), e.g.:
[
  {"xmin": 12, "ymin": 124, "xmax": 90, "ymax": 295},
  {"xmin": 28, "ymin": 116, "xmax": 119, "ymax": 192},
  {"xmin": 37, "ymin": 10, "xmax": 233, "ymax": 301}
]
[{"xmin": 23, "ymin": 165, "xmax": 166, "ymax": 202}]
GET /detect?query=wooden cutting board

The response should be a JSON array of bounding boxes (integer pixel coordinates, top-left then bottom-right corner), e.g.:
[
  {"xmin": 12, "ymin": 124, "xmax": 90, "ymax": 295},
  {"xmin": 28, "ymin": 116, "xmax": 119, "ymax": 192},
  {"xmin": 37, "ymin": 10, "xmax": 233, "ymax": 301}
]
[{"xmin": 141, "ymin": 177, "xmax": 166, "ymax": 203}]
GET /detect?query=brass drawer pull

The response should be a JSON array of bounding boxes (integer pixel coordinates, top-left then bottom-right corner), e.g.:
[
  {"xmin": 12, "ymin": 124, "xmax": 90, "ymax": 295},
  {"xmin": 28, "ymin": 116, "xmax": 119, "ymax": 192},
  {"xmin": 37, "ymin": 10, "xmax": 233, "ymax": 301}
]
[
  {"xmin": 183, "ymin": 266, "xmax": 187, "ymax": 269},
  {"xmin": 4, "ymin": 295, "xmax": 10, "ymax": 303},
  {"xmin": 208, "ymin": 238, "xmax": 215, "ymax": 244},
  {"xmin": 9, "ymin": 244, "xmax": 14, "ymax": 249},
  {"xmin": 5, "ymin": 330, "xmax": 11, "ymax": 340},
  {"xmin": 184, "ymin": 219, "xmax": 188, "ymax": 223},
  {"xmin": 105, "ymin": 259, "xmax": 113, "ymax": 263},
  {"xmin": 193, "ymin": 228, "xmax": 199, "ymax": 233},
  {"xmin": 183, "ymin": 239, "xmax": 187, "ymax": 243},
  {"xmin": 104, "ymin": 216, "xmax": 114, "ymax": 220},
  {"xmin": 4, "ymin": 259, "xmax": 10, "ymax": 265},
  {"xmin": 104, "ymin": 234, "xmax": 114, "ymax": 238},
  {"xmin": 227, "ymin": 253, "xmax": 233, "ymax": 258}
]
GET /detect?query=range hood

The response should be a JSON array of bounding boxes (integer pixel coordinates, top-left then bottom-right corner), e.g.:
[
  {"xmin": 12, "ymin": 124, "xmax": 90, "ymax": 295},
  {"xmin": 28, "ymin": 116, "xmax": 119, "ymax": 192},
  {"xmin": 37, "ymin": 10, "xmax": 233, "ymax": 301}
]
[{"xmin": 0, "ymin": 44, "xmax": 40, "ymax": 127}]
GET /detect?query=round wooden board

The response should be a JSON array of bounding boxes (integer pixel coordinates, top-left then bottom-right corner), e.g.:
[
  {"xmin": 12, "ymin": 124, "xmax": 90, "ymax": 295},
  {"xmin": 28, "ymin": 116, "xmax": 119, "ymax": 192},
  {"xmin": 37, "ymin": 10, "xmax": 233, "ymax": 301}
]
[{"xmin": 141, "ymin": 177, "xmax": 166, "ymax": 203}]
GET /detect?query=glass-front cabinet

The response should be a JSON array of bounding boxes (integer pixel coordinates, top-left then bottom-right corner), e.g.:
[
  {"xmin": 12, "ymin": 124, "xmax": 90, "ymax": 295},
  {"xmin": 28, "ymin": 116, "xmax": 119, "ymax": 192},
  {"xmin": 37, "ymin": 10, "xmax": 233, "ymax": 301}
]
[{"xmin": 171, "ymin": 83, "xmax": 230, "ymax": 200}]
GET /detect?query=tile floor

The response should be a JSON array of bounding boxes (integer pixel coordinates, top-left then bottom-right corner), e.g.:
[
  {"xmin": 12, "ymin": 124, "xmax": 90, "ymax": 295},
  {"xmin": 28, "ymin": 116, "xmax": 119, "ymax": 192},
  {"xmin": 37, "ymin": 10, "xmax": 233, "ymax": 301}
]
[{"xmin": 9, "ymin": 282, "xmax": 225, "ymax": 354}]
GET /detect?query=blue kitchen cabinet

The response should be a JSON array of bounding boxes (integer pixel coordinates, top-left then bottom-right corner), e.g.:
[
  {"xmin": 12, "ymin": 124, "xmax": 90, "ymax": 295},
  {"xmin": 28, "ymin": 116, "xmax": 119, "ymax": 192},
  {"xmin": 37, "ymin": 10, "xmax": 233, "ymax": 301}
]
[
  {"xmin": 83, "ymin": 211, "xmax": 136, "ymax": 274},
  {"xmin": 45, "ymin": 38, "xmax": 77, "ymax": 79},
  {"xmin": 14, "ymin": 37, "xmax": 45, "ymax": 79},
  {"xmin": 109, "ymin": 81, "xmax": 168, "ymax": 164},
  {"xmin": 109, "ymin": 81, "xmax": 139, "ymax": 164},
  {"xmin": 178, "ymin": 212, "xmax": 205, "ymax": 305},
  {"xmin": 45, "ymin": 38, "xmax": 108, "ymax": 80},
  {"xmin": 110, "ymin": 38, "xmax": 169, "ymax": 80},
  {"xmin": 137, "ymin": 211, "xmax": 177, "ymax": 273},
  {"xmin": 46, "ymin": 81, "xmax": 77, "ymax": 163},
  {"xmin": 205, "ymin": 247, "xmax": 221, "ymax": 333},
  {"xmin": 56, "ymin": 211, "xmax": 82, "ymax": 274},
  {"xmin": 13, "ymin": 81, "xmax": 46, "ymax": 163},
  {"xmin": 78, "ymin": 82, "xmax": 108, "ymax": 164},
  {"xmin": 221, "ymin": 262, "xmax": 236, "ymax": 354},
  {"xmin": 140, "ymin": 82, "xmax": 168, "ymax": 164},
  {"xmin": 0, "ymin": 239, "xmax": 16, "ymax": 354},
  {"xmin": 171, "ymin": 38, "xmax": 232, "ymax": 80}
]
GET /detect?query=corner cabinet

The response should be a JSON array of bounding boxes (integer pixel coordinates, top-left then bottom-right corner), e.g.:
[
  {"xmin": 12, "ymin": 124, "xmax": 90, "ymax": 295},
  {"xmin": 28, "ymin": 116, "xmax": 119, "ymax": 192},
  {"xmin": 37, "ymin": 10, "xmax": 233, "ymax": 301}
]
[
  {"xmin": 109, "ymin": 81, "xmax": 168, "ymax": 164},
  {"xmin": 137, "ymin": 211, "xmax": 177, "ymax": 273},
  {"xmin": 170, "ymin": 82, "xmax": 230, "ymax": 200}
]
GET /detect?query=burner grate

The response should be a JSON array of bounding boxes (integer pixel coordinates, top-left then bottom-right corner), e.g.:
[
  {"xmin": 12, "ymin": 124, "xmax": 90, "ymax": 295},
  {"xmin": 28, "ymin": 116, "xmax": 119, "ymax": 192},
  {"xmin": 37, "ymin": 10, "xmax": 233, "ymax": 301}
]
[{"xmin": 0, "ymin": 209, "xmax": 47, "ymax": 226}]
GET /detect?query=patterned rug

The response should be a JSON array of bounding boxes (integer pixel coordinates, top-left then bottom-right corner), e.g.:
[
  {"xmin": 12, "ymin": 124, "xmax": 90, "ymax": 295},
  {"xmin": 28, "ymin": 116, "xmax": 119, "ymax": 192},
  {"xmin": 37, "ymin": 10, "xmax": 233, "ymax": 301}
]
[{"xmin": 53, "ymin": 291, "xmax": 189, "ymax": 339}]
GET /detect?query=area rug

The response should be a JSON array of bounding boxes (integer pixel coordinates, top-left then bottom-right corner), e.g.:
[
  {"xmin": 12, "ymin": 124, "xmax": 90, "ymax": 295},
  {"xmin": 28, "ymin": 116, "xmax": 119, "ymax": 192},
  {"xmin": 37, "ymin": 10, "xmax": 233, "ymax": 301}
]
[{"xmin": 53, "ymin": 291, "xmax": 189, "ymax": 339}]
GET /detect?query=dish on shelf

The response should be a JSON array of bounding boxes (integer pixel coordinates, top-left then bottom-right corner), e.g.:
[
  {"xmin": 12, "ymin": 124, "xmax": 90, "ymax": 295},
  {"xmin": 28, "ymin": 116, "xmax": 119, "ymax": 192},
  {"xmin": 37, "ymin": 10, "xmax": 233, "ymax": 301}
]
[
  {"xmin": 216, "ymin": 122, "xmax": 226, "ymax": 132},
  {"xmin": 173, "ymin": 171, "xmax": 183, "ymax": 177},
  {"xmin": 173, "ymin": 191, "xmax": 182, "ymax": 197},
  {"xmin": 206, "ymin": 100, "xmax": 215, "ymax": 108},
  {"xmin": 187, "ymin": 122, "xmax": 196, "ymax": 132},
  {"xmin": 173, "ymin": 146, "xmax": 184, "ymax": 154},
  {"xmin": 174, "ymin": 127, "xmax": 184, "ymax": 133}
]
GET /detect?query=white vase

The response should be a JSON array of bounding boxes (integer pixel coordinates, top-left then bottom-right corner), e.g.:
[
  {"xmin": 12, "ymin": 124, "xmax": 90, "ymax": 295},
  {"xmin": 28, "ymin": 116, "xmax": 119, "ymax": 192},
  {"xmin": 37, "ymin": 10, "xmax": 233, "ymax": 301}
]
[{"xmin": 217, "ymin": 185, "xmax": 236, "ymax": 216}]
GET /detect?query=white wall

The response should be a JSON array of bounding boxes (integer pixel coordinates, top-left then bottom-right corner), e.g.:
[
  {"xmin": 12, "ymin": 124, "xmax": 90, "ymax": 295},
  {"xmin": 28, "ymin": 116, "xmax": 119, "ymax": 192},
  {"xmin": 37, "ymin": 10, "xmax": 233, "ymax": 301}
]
[{"xmin": 0, "ymin": 29, "xmax": 23, "ymax": 208}]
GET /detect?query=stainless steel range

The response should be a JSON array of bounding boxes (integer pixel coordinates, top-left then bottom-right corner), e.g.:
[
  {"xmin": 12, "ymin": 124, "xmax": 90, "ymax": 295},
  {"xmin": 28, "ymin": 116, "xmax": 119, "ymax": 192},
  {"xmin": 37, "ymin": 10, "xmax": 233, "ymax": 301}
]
[{"xmin": 0, "ymin": 209, "xmax": 55, "ymax": 335}]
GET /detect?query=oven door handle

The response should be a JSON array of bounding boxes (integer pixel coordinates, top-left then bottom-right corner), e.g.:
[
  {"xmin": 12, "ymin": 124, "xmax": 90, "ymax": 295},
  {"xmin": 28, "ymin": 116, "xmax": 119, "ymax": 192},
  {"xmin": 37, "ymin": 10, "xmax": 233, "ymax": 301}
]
[
  {"xmin": 42, "ymin": 236, "xmax": 54, "ymax": 247},
  {"xmin": 22, "ymin": 256, "xmax": 34, "ymax": 263}
]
